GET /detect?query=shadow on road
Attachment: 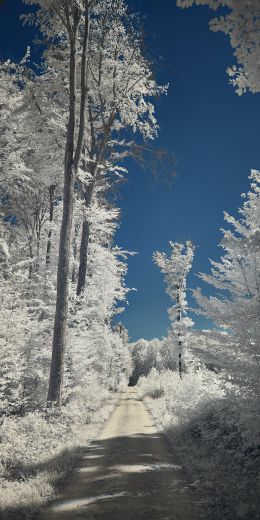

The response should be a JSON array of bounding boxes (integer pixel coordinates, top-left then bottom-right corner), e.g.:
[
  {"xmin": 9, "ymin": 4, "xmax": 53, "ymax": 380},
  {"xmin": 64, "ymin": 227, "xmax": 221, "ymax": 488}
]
[{"xmin": 38, "ymin": 429, "xmax": 201, "ymax": 520}]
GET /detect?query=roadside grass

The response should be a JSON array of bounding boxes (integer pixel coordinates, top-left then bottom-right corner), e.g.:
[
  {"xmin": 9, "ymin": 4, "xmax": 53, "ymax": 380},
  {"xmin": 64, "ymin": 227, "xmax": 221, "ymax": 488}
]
[
  {"xmin": 138, "ymin": 368, "xmax": 260, "ymax": 520},
  {"xmin": 0, "ymin": 380, "xmax": 117, "ymax": 520}
]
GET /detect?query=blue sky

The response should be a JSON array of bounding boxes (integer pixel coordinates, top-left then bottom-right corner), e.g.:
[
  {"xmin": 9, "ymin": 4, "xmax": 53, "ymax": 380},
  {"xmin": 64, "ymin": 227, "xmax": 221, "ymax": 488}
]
[{"xmin": 1, "ymin": 1, "xmax": 259, "ymax": 341}]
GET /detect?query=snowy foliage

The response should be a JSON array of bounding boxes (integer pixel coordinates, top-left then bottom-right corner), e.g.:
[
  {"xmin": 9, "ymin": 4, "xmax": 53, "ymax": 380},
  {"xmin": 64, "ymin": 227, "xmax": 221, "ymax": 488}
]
[
  {"xmin": 129, "ymin": 337, "xmax": 176, "ymax": 385},
  {"xmin": 0, "ymin": 374, "xmax": 113, "ymax": 518},
  {"xmin": 153, "ymin": 241, "xmax": 195, "ymax": 369},
  {"xmin": 194, "ymin": 170, "xmax": 260, "ymax": 393},
  {"xmin": 177, "ymin": 0, "xmax": 260, "ymax": 94},
  {"xmin": 133, "ymin": 170, "xmax": 260, "ymax": 520},
  {"xmin": 138, "ymin": 366, "xmax": 260, "ymax": 520},
  {"xmin": 131, "ymin": 168, "xmax": 260, "ymax": 520},
  {"xmin": 138, "ymin": 367, "xmax": 224, "ymax": 422},
  {"xmin": 0, "ymin": 0, "xmax": 156, "ymax": 513},
  {"xmin": 0, "ymin": 0, "xmax": 161, "ymax": 412},
  {"xmin": 1, "ymin": 0, "xmax": 260, "ymax": 518}
]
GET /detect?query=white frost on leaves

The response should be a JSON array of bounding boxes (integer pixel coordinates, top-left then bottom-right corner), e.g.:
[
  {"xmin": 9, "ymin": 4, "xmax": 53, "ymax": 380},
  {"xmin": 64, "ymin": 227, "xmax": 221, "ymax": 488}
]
[
  {"xmin": 153, "ymin": 241, "xmax": 195, "ymax": 367},
  {"xmin": 177, "ymin": 0, "xmax": 260, "ymax": 94}
]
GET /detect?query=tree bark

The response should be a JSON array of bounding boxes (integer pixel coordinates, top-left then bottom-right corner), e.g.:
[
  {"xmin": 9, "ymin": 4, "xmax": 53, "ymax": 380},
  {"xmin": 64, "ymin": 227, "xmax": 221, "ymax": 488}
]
[
  {"xmin": 76, "ymin": 218, "xmax": 90, "ymax": 296},
  {"xmin": 76, "ymin": 182, "xmax": 93, "ymax": 296},
  {"xmin": 47, "ymin": 4, "xmax": 90, "ymax": 404},
  {"xmin": 176, "ymin": 290, "xmax": 182, "ymax": 378},
  {"xmin": 45, "ymin": 184, "xmax": 56, "ymax": 269},
  {"xmin": 71, "ymin": 221, "xmax": 80, "ymax": 283},
  {"xmin": 47, "ymin": 40, "xmax": 77, "ymax": 403},
  {"xmin": 47, "ymin": 165, "xmax": 76, "ymax": 402},
  {"xmin": 76, "ymin": 114, "xmax": 115, "ymax": 297}
]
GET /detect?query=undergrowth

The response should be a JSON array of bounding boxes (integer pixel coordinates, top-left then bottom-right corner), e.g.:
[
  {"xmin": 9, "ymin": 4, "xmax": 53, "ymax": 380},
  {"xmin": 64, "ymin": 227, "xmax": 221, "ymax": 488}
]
[
  {"xmin": 138, "ymin": 368, "xmax": 260, "ymax": 520},
  {"xmin": 0, "ymin": 374, "xmax": 117, "ymax": 520}
]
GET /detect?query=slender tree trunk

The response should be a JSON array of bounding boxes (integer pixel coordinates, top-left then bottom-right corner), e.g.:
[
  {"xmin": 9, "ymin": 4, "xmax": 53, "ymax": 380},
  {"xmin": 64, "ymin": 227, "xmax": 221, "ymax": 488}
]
[
  {"xmin": 45, "ymin": 184, "xmax": 56, "ymax": 269},
  {"xmin": 28, "ymin": 239, "xmax": 33, "ymax": 279},
  {"xmin": 177, "ymin": 290, "xmax": 182, "ymax": 378},
  {"xmin": 34, "ymin": 211, "xmax": 41, "ymax": 272},
  {"xmin": 76, "ymin": 179, "xmax": 93, "ymax": 297},
  {"xmin": 76, "ymin": 218, "xmax": 90, "ymax": 296},
  {"xmin": 48, "ymin": 5, "xmax": 90, "ymax": 404},
  {"xmin": 47, "ymin": 32, "xmax": 77, "ymax": 404},
  {"xmin": 76, "ymin": 180, "xmax": 94, "ymax": 296},
  {"xmin": 48, "ymin": 166, "xmax": 76, "ymax": 402},
  {"xmin": 71, "ymin": 221, "xmax": 80, "ymax": 283},
  {"xmin": 75, "ymin": 121, "xmax": 114, "ymax": 296}
]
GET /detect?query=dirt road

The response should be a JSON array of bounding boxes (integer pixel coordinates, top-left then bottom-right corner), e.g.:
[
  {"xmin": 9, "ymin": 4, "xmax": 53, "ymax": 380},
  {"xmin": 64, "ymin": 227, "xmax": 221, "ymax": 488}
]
[{"xmin": 41, "ymin": 388, "xmax": 200, "ymax": 519}]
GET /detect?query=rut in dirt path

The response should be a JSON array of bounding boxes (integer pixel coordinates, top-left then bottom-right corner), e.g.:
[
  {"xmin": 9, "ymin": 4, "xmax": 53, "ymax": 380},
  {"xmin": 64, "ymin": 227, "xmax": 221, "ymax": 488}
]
[{"xmin": 40, "ymin": 388, "xmax": 201, "ymax": 520}]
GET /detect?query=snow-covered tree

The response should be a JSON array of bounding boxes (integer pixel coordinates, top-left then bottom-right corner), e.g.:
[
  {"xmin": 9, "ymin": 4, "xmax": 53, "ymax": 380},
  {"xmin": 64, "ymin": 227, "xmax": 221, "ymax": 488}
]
[
  {"xmin": 22, "ymin": 0, "xmax": 95, "ymax": 403},
  {"xmin": 194, "ymin": 170, "xmax": 260, "ymax": 391},
  {"xmin": 129, "ymin": 337, "xmax": 177, "ymax": 385},
  {"xmin": 154, "ymin": 241, "xmax": 195, "ymax": 375},
  {"xmin": 177, "ymin": 0, "xmax": 260, "ymax": 95},
  {"xmin": 0, "ymin": 55, "xmax": 67, "ymax": 409},
  {"xmin": 66, "ymin": 191, "xmax": 133, "ymax": 397},
  {"xmin": 21, "ymin": 0, "xmax": 166, "ymax": 403},
  {"xmin": 74, "ymin": 0, "xmax": 167, "ymax": 297}
]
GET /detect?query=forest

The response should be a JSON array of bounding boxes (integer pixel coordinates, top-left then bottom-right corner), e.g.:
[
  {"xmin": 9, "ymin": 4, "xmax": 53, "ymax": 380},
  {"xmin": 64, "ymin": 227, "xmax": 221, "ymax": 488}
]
[{"xmin": 0, "ymin": 1, "xmax": 259, "ymax": 519}]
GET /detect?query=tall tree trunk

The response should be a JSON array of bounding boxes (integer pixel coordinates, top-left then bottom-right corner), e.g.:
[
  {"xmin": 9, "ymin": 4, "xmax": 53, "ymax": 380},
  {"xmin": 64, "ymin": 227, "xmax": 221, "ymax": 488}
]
[
  {"xmin": 76, "ymin": 178, "xmax": 93, "ymax": 297},
  {"xmin": 47, "ymin": 39, "xmax": 77, "ymax": 403},
  {"xmin": 71, "ymin": 221, "xmax": 80, "ymax": 283},
  {"xmin": 76, "ymin": 218, "xmax": 90, "ymax": 296},
  {"xmin": 47, "ymin": 5, "xmax": 90, "ymax": 404},
  {"xmin": 75, "ymin": 118, "xmax": 114, "ymax": 296},
  {"xmin": 28, "ymin": 239, "xmax": 33, "ymax": 279},
  {"xmin": 45, "ymin": 184, "xmax": 56, "ymax": 269},
  {"xmin": 177, "ymin": 290, "xmax": 182, "ymax": 378}
]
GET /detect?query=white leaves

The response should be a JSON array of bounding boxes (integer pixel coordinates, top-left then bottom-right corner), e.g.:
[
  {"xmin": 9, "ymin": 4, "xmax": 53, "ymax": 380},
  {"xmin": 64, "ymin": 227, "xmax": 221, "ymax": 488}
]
[
  {"xmin": 20, "ymin": 46, "xmax": 31, "ymax": 65},
  {"xmin": 0, "ymin": 0, "xmax": 163, "ymax": 414},
  {"xmin": 0, "ymin": 238, "xmax": 10, "ymax": 259},
  {"xmin": 194, "ymin": 170, "xmax": 260, "ymax": 380},
  {"xmin": 154, "ymin": 241, "xmax": 195, "ymax": 363},
  {"xmin": 153, "ymin": 241, "xmax": 195, "ymax": 300},
  {"xmin": 177, "ymin": 0, "xmax": 260, "ymax": 94}
]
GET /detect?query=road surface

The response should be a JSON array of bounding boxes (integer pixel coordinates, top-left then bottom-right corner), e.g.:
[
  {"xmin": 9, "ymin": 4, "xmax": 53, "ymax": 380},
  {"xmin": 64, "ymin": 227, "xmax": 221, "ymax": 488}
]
[{"xmin": 40, "ymin": 388, "xmax": 200, "ymax": 519}]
